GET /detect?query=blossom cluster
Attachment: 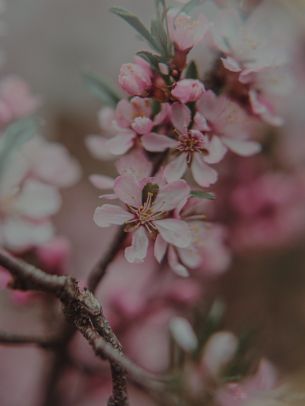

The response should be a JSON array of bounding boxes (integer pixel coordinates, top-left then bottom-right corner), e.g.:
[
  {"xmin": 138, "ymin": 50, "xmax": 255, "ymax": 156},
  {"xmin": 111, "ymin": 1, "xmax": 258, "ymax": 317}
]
[{"xmin": 87, "ymin": 0, "xmax": 291, "ymax": 276}]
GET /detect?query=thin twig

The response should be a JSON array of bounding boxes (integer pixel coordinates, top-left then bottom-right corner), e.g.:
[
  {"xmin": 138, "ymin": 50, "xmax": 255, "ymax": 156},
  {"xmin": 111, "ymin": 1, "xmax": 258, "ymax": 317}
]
[{"xmin": 0, "ymin": 332, "xmax": 60, "ymax": 349}]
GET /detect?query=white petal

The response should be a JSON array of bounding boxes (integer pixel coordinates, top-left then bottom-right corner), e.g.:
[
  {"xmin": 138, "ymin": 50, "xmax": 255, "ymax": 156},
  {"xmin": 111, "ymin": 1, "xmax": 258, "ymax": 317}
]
[
  {"xmin": 164, "ymin": 154, "xmax": 188, "ymax": 182},
  {"xmin": 154, "ymin": 234, "xmax": 168, "ymax": 263},
  {"xmin": 93, "ymin": 204, "xmax": 133, "ymax": 227},
  {"xmin": 13, "ymin": 180, "xmax": 61, "ymax": 219},
  {"xmin": 142, "ymin": 133, "xmax": 178, "ymax": 152},
  {"xmin": 169, "ymin": 317, "xmax": 198, "ymax": 352},
  {"xmin": 125, "ymin": 226, "xmax": 149, "ymax": 263},
  {"xmin": 191, "ymin": 153, "xmax": 218, "ymax": 187},
  {"xmin": 222, "ymin": 137, "xmax": 261, "ymax": 156},
  {"xmin": 154, "ymin": 219, "xmax": 192, "ymax": 248}
]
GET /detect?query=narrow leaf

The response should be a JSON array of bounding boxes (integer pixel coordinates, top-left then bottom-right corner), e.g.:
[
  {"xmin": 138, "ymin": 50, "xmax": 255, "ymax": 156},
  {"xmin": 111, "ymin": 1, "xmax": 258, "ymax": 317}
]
[
  {"xmin": 83, "ymin": 73, "xmax": 120, "ymax": 107},
  {"xmin": 0, "ymin": 118, "xmax": 37, "ymax": 175},
  {"xmin": 110, "ymin": 7, "xmax": 159, "ymax": 51},
  {"xmin": 137, "ymin": 51, "xmax": 163, "ymax": 70},
  {"xmin": 151, "ymin": 19, "xmax": 172, "ymax": 58},
  {"xmin": 179, "ymin": 0, "xmax": 206, "ymax": 15},
  {"xmin": 191, "ymin": 190, "xmax": 216, "ymax": 200},
  {"xmin": 185, "ymin": 61, "xmax": 199, "ymax": 79}
]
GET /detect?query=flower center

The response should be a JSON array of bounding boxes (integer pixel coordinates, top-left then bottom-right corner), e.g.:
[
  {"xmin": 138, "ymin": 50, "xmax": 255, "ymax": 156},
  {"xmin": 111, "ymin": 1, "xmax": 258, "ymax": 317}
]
[{"xmin": 176, "ymin": 132, "xmax": 209, "ymax": 164}]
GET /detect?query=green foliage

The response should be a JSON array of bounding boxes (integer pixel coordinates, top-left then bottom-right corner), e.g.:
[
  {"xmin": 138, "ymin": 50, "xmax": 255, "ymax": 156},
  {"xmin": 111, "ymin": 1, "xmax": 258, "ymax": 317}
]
[
  {"xmin": 190, "ymin": 190, "xmax": 216, "ymax": 200},
  {"xmin": 185, "ymin": 61, "xmax": 199, "ymax": 79},
  {"xmin": 110, "ymin": 7, "xmax": 160, "ymax": 52},
  {"xmin": 0, "ymin": 117, "xmax": 38, "ymax": 175},
  {"xmin": 179, "ymin": 0, "xmax": 206, "ymax": 15},
  {"xmin": 83, "ymin": 72, "xmax": 120, "ymax": 107}
]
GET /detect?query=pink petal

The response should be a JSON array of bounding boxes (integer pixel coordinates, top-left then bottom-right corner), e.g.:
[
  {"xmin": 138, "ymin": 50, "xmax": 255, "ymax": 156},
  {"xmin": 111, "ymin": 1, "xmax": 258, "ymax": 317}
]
[
  {"xmin": 115, "ymin": 149, "xmax": 152, "ymax": 180},
  {"xmin": 194, "ymin": 112, "xmax": 210, "ymax": 131},
  {"xmin": 191, "ymin": 152, "xmax": 218, "ymax": 187},
  {"xmin": 115, "ymin": 99, "xmax": 134, "ymax": 128},
  {"xmin": 86, "ymin": 135, "xmax": 114, "ymax": 160},
  {"xmin": 154, "ymin": 219, "xmax": 192, "ymax": 248},
  {"xmin": 89, "ymin": 174, "xmax": 114, "ymax": 190},
  {"xmin": 204, "ymin": 136, "xmax": 227, "ymax": 164},
  {"xmin": 125, "ymin": 226, "xmax": 149, "ymax": 263},
  {"xmin": 131, "ymin": 117, "xmax": 153, "ymax": 135},
  {"xmin": 153, "ymin": 180, "xmax": 190, "ymax": 212},
  {"xmin": 222, "ymin": 137, "xmax": 261, "ymax": 156},
  {"xmin": 142, "ymin": 133, "xmax": 178, "ymax": 152},
  {"xmin": 113, "ymin": 175, "xmax": 142, "ymax": 207},
  {"xmin": 93, "ymin": 204, "xmax": 133, "ymax": 227},
  {"xmin": 154, "ymin": 234, "xmax": 168, "ymax": 263},
  {"xmin": 177, "ymin": 247, "xmax": 201, "ymax": 269},
  {"xmin": 168, "ymin": 247, "xmax": 190, "ymax": 277},
  {"xmin": 221, "ymin": 56, "xmax": 242, "ymax": 72},
  {"xmin": 171, "ymin": 103, "xmax": 191, "ymax": 133},
  {"xmin": 106, "ymin": 132, "xmax": 136, "ymax": 155},
  {"xmin": 164, "ymin": 154, "xmax": 188, "ymax": 182}
]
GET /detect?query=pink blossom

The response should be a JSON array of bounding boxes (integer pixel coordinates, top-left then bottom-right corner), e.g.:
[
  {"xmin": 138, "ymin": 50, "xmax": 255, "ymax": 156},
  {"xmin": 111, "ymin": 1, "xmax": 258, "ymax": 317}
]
[
  {"xmin": 93, "ymin": 175, "xmax": 192, "ymax": 263},
  {"xmin": 216, "ymin": 359, "xmax": 277, "ymax": 406},
  {"xmin": 87, "ymin": 97, "xmax": 169, "ymax": 157},
  {"xmin": 171, "ymin": 79, "xmax": 205, "ymax": 104},
  {"xmin": 118, "ymin": 60, "xmax": 152, "ymax": 96},
  {"xmin": 0, "ymin": 135, "xmax": 80, "ymax": 251},
  {"xmin": 230, "ymin": 173, "xmax": 305, "ymax": 252},
  {"xmin": 167, "ymin": 9, "xmax": 210, "ymax": 52},
  {"xmin": 142, "ymin": 102, "xmax": 226, "ymax": 187},
  {"xmin": 196, "ymin": 91, "xmax": 261, "ymax": 157},
  {"xmin": 35, "ymin": 237, "xmax": 71, "ymax": 274},
  {"xmin": 0, "ymin": 76, "xmax": 40, "ymax": 128},
  {"xmin": 154, "ymin": 197, "xmax": 231, "ymax": 276}
]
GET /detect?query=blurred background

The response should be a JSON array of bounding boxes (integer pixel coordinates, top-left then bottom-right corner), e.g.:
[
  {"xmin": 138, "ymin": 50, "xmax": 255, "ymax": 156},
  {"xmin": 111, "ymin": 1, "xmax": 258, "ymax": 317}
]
[{"xmin": 1, "ymin": 1, "xmax": 305, "ymax": 405}]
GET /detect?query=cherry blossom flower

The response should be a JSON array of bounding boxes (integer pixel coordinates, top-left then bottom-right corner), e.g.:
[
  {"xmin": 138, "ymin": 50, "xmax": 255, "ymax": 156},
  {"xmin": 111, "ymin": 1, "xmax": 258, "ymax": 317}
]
[
  {"xmin": 143, "ymin": 102, "xmax": 226, "ymax": 187},
  {"xmin": 93, "ymin": 175, "xmax": 192, "ymax": 263},
  {"xmin": 0, "ymin": 135, "xmax": 80, "ymax": 251},
  {"xmin": 171, "ymin": 79, "xmax": 205, "ymax": 104},
  {"xmin": 154, "ymin": 197, "xmax": 231, "ymax": 277},
  {"xmin": 87, "ymin": 97, "xmax": 170, "ymax": 157},
  {"xmin": 119, "ymin": 58, "xmax": 153, "ymax": 96},
  {"xmin": 167, "ymin": 8, "xmax": 210, "ymax": 52},
  {"xmin": 196, "ymin": 90, "xmax": 261, "ymax": 156},
  {"xmin": 0, "ymin": 76, "xmax": 40, "ymax": 129}
]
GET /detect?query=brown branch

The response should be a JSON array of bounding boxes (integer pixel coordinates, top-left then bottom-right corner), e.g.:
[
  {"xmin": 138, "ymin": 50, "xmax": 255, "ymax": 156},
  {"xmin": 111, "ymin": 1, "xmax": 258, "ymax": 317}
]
[
  {"xmin": 0, "ymin": 332, "xmax": 60, "ymax": 349},
  {"xmin": 0, "ymin": 250, "xmax": 130, "ymax": 405}
]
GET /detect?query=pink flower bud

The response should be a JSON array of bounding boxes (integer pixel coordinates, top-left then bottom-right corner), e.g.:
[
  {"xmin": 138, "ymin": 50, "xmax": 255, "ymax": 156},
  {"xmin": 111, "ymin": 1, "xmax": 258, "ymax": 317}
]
[
  {"xmin": 119, "ymin": 62, "xmax": 152, "ymax": 96},
  {"xmin": 172, "ymin": 79, "xmax": 205, "ymax": 104}
]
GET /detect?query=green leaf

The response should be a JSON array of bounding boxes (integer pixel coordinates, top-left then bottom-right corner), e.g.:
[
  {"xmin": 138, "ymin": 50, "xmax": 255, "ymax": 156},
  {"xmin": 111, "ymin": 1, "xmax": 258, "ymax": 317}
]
[
  {"xmin": 110, "ymin": 7, "xmax": 159, "ymax": 52},
  {"xmin": 185, "ymin": 61, "xmax": 199, "ymax": 79},
  {"xmin": 0, "ymin": 118, "xmax": 38, "ymax": 175},
  {"xmin": 83, "ymin": 73, "xmax": 120, "ymax": 107},
  {"xmin": 179, "ymin": 0, "xmax": 206, "ymax": 15},
  {"xmin": 136, "ymin": 51, "xmax": 163, "ymax": 70},
  {"xmin": 191, "ymin": 190, "xmax": 216, "ymax": 200},
  {"xmin": 151, "ymin": 19, "xmax": 172, "ymax": 58}
]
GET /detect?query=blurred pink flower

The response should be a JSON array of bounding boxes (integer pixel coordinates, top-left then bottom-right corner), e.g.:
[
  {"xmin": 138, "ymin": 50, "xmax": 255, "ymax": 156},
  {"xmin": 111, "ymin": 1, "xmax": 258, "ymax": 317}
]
[{"xmin": 167, "ymin": 9, "xmax": 210, "ymax": 52}]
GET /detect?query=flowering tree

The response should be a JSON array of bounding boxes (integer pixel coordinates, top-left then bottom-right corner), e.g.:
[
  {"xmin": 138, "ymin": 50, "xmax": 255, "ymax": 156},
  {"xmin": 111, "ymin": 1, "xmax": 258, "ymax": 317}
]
[{"xmin": 0, "ymin": 1, "xmax": 304, "ymax": 405}]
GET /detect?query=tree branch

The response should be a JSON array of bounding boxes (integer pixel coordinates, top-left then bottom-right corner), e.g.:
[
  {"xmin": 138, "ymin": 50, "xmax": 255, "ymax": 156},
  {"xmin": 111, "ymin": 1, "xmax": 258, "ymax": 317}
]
[{"xmin": 0, "ymin": 332, "xmax": 60, "ymax": 349}]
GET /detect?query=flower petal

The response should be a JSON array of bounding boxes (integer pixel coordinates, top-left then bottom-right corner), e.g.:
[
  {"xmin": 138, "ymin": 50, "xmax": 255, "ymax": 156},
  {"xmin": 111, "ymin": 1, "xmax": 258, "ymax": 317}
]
[
  {"xmin": 93, "ymin": 204, "xmax": 133, "ymax": 227},
  {"xmin": 171, "ymin": 102, "xmax": 191, "ymax": 133},
  {"xmin": 154, "ymin": 219, "xmax": 192, "ymax": 248},
  {"xmin": 142, "ymin": 133, "xmax": 178, "ymax": 152},
  {"xmin": 125, "ymin": 226, "xmax": 149, "ymax": 263},
  {"xmin": 116, "ymin": 149, "xmax": 152, "ymax": 180},
  {"xmin": 153, "ymin": 180, "xmax": 190, "ymax": 212},
  {"xmin": 154, "ymin": 234, "xmax": 168, "ymax": 263},
  {"xmin": 164, "ymin": 154, "xmax": 188, "ymax": 182},
  {"xmin": 85, "ymin": 135, "xmax": 114, "ymax": 160},
  {"xmin": 14, "ymin": 180, "xmax": 61, "ymax": 219},
  {"xmin": 191, "ymin": 153, "xmax": 218, "ymax": 187},
  {"xmin": 113, "ymin": 175, "xmax": 142, "ymax": 206},
  {"xmin": 106, "ymin": 132, "xmax": 136, "ymax": 155},
  {"xmin": 222, "ymin": 137, "xmax": 261, "ymax": 156},
  {"xmin": 168, "ymin": 246, "xmax": 190, "ymax": 277},
  {"xmin": 89, "ymin": 174, "xmax": 114, "ymax": 190},
  {"xmin": 204, "ymin": 136, "xmax": 227, "ymax": 164}
]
